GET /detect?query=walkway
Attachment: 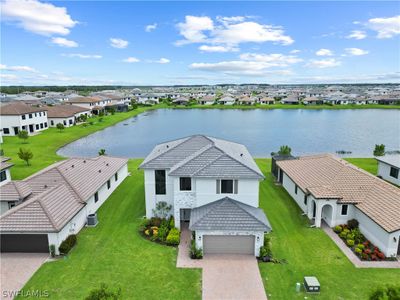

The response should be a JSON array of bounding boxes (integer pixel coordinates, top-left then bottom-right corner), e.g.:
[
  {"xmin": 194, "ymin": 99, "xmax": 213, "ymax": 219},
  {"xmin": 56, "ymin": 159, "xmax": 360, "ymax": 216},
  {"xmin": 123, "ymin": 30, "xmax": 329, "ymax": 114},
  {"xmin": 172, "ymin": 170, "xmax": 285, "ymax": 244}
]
[
  {"xmin": 177, "ymin": 226, "xmax": 268, "ymax": 300},
  {"xmin": 322, "ymin": 223, "xmax": 400, "ymax": 268}
]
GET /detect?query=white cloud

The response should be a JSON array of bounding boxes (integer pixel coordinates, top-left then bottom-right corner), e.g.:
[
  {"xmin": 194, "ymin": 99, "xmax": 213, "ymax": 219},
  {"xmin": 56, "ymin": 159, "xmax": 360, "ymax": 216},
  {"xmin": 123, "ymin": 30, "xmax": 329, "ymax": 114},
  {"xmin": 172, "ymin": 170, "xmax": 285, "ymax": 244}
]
[
  {"xmin": 110, "ymin": 38, "xmax": 129, "ymax": 49},
  {"xmin": 145, "ymin": 23, "xmax": 157, "ymax": 32},
  {"xmin": 190, "ymin": 52, "xmax": 301, "ymax": 76},
  {"xmin": 307, "ymin": 58, "xmax": 341, "ymax": 68},
  {"xmin": 290, "ymin": 49, "xmax": 301, "ymax": 54},
  {"xmin": 315, "ymin": 48, "xmax": 333, "ymax": 56},
  {"xmin": 155, "ymin": 58, "xmax": 170, "ymax": 64},
  {"xmin": 0, "ymin": 64, "xmax": 37, "ymax": 72},
  {"xmin": 0, "ymin": 0, "xmax": 77, "ymax": 36},
  {"xmin": 344, "ymin": 48, "xmax": 369, "ymax": 56},
  {"xmin": 366, "ymin": 15, "xmax": 400, "ymax": 38},
  {"xmin": 346, "ymin": 30, "xmax": 367, "ymax": 40},
  {"xmin": 198, "ymin": 45, "xmax": 238, "ymax": 52},
  {"xmin": 176, "ymin": 15, "xmax": 293, "ymax": 49},
  {"xmin": 51, "ymin": 37, "xmax": 78, "ymax": 47},
  {"xmin": 62, "ymin": 53, "xmax": 102, "ymax": 59},
  {"xmin": 176, "ymin": 16, "xmax": 214, "ymax": 45},
  {"xmin": 0, "ymin": 74, "xmax": 18, "ymax": 80},
  {"xmin": 123, "ymin": 57, "xmax": 140, "ymax": 63}
]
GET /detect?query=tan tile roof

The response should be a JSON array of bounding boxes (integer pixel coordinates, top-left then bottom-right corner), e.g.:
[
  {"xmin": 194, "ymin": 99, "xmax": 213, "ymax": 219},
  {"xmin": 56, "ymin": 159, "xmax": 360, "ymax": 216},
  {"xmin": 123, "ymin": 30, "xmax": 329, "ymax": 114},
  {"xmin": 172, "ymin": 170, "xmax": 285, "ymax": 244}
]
[
  {"xmin": 67, "ymin": 96, "xmax": 102, "ymax": 104},
  {"xmin": 0, "ymin": 181, "xmax": 32, "ymax": 202},
  {"xmin": 0, "ymin": 156, "xmax": 13, "ymax": 171},
  {"xmin": 0, "ymin": 156, "xmax": 128, "ymax": 232},
  {"xmin": 277, "ymin": 154, "xmax": 400, "ymax": 232},
  {"xmin": 0, "ymin": 102, "xmax": 47, "ymax": 115},
  {"xmin": 46, "ymin": 105, "xmax": 90, "ymax": 118}
]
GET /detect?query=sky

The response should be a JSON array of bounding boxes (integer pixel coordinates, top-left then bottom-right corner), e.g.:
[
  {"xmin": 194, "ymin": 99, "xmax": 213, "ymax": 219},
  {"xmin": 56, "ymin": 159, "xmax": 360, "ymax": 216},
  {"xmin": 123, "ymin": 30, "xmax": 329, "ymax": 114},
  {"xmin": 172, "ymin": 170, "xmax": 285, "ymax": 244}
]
[{"xmin": 0, "ymin": 0, "xmax": 399, "ymax": 86}]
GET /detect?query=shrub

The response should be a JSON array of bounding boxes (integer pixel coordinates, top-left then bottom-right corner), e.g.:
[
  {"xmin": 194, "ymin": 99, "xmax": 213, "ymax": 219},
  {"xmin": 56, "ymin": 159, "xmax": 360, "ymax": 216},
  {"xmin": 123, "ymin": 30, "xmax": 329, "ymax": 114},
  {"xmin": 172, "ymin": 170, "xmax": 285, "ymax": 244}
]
[
  {"xmin": 59, "ymin": 234, "xmax": 77, "ymax": 255},
  {"xmin": 139, "ymin": 218, "xmax": 151, "ymax": 231},
  {"xmin": 85, "ymin": 283, "xmax": 121, "ymax": 300},
  {"xmin": 333, "ymin": 225, "xmax": 343, "ymax": 233},
  {"xmin": 355, "ymin": 247, "xmax": 362, "ymax": 255},
  {"xmin": 263, "ymin": 235, "xmax": 273, "ymax": 257},
  {"xmin": 56, "ymin": 123, "xmax": 65, "ymax": 132},
  {"xmin": 89, "ymin": 121, "xmax": 94, "ymax": 125},
  {"xmin": 352, "ymin": 228, "xmax": 364, "ymax": 244},
  {"xmin": 166, "ymin": 228, "xmax": 180, "ymax": 245},
  {"xmin": 49, "ymin": 244, "xmax": 56, "ymax": 257},
  {"xmin": 18, "ymin": 130, "xmax": 29, "ymax": 143},
  {"xmin": 158, "ymin": 223, "xmax": 169, "ymax": 242},
  {"xmin": 150, "ymin": 217, "xmax": 162, "ymax": 227},
  {"xmin": 369, "ymin": 285, "xmax": 400, "ymax": 300},
  {"xmin": 346, "ymin": 239, "xmax": 355, "ymax": 247},
  {"xmin": 169, "ymin": 217, "xmax": 175, "ymax": 229},
  {"xmin": 346, "ymin": 233, "xmax": 355, "ymax": 240},
  {"xmin": 362, "ymin": 252, "xmax": 369, "ymax": 260},
  {"xmin": 131, "ymin": 103, "xmax": 138, "ymax": 110},
  {"xmin": 364, "ymin": 248, "xmax": 372, "ymax": 255},
  {"xmin": 18, "ymin": 147, "xmax": 33, "ymax": 166},
  {"xmin": 377, "ymin": 252, "xmax": 385, "ymax": 260},
  {"xmin": 190, "ymin": 240, "xmax": 203, "ymax": 259},
  {"xmin": 347, "ymin": 219, "xmax": 359, "ymax": 230},
  {"xmin": 356, "ymin": 244, "xmax": 365, "ymax": 250},
  {"xmin": 339, "ymin": 231, "xmax": 348, "ymax": 239},
  {"xmin": 373, "ymin": 144, "xmax": 385, "ymax": 157}
]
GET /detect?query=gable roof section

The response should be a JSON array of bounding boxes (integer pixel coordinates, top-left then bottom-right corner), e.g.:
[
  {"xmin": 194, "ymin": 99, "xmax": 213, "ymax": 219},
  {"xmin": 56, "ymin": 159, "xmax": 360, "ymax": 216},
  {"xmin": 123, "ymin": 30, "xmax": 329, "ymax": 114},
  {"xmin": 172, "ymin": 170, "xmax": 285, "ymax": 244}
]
[
  {"xmin": 0, "ymin": 102, "xmax": 46, "ymax": 115},
  {"xmin": 0, "ymin": 156, "xmax": 13, "ymax": 171},
  {"xmin": 46, "ymin": 105, "xmax": 90, "ymax": 118},
  {"xmin": 140, "ymin": 135, "xmax": 264, "ymax": 179},
  {"xmin": 189, "ymin": 197, "xmax": 271, "ymax": 232},
  {"xmin": 277, "ymin": 154, "xmax": 400, "ymax": 232},
  {"xmin": 0, "ymin": 181, "xmax": 32, "ymax": 202}
]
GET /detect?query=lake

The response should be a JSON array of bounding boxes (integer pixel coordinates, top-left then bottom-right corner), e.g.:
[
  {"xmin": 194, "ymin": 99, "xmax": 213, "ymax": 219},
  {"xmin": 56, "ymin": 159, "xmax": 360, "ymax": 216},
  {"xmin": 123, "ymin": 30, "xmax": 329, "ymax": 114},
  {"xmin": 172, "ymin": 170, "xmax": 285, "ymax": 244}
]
[{"xmin": 57, "ymin": 108, "xmax": 400, "ymax": 158}]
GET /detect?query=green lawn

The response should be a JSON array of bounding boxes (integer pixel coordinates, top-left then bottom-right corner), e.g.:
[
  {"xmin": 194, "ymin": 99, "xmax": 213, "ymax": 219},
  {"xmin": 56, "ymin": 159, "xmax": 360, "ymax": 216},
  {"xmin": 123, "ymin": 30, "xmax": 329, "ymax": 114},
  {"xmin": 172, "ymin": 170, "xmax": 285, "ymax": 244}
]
[
  {"xmin": 256, "ymin": 158, "xmax": 400, "ymax": 300},
  {"xmin": 17, "ymin": 160, "xmax": 202, "ymax": 300},
  {"xmin": 1, "ymin": 106, "xmax": 160, "ymax": 180}
]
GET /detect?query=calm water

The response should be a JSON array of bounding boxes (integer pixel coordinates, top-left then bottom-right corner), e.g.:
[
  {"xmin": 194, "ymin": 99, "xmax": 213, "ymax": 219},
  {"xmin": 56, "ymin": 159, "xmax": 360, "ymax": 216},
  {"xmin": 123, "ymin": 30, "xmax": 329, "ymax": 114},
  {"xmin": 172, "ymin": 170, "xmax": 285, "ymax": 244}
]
[{"xmin": 57, "ymin": 109, "xmax": 400, "ymax": 158}]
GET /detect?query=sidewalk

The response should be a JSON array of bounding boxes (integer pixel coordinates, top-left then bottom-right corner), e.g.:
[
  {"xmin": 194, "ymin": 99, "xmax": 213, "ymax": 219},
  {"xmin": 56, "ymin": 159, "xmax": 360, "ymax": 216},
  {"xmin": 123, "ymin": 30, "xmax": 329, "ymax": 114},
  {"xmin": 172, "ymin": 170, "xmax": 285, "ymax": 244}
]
[{"xmin": 322, "ymin": 223, "xmax": 400, "ymax": 269}]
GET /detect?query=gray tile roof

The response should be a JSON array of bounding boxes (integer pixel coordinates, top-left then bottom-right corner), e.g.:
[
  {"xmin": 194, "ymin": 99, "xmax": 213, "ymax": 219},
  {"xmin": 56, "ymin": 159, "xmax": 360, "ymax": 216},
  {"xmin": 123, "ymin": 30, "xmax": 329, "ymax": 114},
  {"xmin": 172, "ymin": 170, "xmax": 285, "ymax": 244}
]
[
  {"xmin": 0, "ymin": 156, "xmax": 13, "ymax": 171},
  {"xmin": 0, "ymin": 156, "xmax": 128, "ymax": 232},
  {"xmin": 139, "ymin": 135, "xmax": 264, "ymax": 179},
  {"xmin": 189, "ymin": 197, "xmax": 272, "ymax": 232},
  {"xmin": 376, "ymin": 155, "xmax": 400, "ymax": 168}
]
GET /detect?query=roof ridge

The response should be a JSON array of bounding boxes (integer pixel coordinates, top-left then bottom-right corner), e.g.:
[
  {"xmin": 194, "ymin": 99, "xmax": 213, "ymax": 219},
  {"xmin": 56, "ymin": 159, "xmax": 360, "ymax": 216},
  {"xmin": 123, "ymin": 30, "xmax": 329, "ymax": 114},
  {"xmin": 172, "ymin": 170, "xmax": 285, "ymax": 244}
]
[
  {"xmin": 54, "ymin": 167, "xmax": 86, "ymax": 202},
  {"xmin": 36, "ymin": 187, "xmax": 60, "ymax": 230},
  {"xmin": 233, "ymin": 199, "xmax": 269, "ymax": 228},
  {"xmin": 191, "ymin": 150, "xmax": 225, "ymax": 177},
  {"xmin": 211, "ymin": 146, "xmax": 264, "ymax": 179}
]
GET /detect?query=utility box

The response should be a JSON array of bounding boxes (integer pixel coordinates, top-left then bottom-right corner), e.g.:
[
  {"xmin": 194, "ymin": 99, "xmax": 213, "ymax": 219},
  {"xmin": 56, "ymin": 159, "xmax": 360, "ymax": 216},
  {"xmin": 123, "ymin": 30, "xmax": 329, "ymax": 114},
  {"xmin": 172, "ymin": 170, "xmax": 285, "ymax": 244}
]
[
  {"xmin": 304, "ymin": 276, "xmax": 320, "ymax": 293},
  {"xmin": 87, "ymin": 213, "xmax": 98, "ymax": 226}
]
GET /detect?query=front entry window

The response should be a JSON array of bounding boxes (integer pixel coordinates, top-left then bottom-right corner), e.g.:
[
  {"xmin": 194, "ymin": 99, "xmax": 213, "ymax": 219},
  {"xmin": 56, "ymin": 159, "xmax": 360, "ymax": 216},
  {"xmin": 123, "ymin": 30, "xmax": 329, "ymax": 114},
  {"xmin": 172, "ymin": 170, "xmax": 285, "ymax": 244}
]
[
  {"xmin": 341, "ymin": 204, "xmax": 348, "ymax": 216},
  {"xmin": 217, "ymin": 179, "xmax": 238, "ymax": 194},
  {"xmin": 179, "ymin": 177, "xmax": 191, "ymax": 191},
  {"xmin": 155, "ymin": 170, "xmax": 166, "ymax": 195}
]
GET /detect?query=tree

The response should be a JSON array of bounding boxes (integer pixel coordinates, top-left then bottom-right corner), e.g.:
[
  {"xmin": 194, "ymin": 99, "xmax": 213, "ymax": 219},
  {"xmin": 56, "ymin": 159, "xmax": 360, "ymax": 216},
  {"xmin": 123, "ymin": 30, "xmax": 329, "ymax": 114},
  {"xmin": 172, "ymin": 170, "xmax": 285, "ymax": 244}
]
[
  {"xmin": 56, "ymin": 123, "xmax": 65, "ymax": 132},
  {"xmin": 98, "ymin": 149, "xmax": 106, "ymax": 156},
  {"xmin": 373, "ymin": 144, "xmax": 385, "ymax": 156},
  {"xmin": 85, "ymin": 283, "xmax": 121, "ymax": 300},
  {"xmin": 18, "ymin": 148, "xmax": 33, "ymax": 166},
  {"xmin": 278, "ymin": 145, "xmax": 292, "ymax": 156},
  {"xmin": 17, "ymin": 130, "xmax": 29, "ymax": 143},
  {"xmin": 152, "ymin": 201, "xmax": 172, "ymax": 219},
  {"xmin": 109, "ymin": 107, "xmax": 116, "ymax": 115},
  {"xmin": 370, "ymin": 285, "xmax": 400, "ymax": 300}
]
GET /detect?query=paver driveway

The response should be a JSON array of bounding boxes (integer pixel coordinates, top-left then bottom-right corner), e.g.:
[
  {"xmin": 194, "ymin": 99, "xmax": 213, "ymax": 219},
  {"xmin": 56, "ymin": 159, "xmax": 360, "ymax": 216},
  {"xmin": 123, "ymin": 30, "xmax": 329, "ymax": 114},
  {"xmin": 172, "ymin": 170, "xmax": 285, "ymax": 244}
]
[
  {"xmin": 177, "ymin": 227, "xmax": 267, "ymax": 300},
  {"xmin": 1, "ymin": 253, "xmax": 49, "ymax": 299}
]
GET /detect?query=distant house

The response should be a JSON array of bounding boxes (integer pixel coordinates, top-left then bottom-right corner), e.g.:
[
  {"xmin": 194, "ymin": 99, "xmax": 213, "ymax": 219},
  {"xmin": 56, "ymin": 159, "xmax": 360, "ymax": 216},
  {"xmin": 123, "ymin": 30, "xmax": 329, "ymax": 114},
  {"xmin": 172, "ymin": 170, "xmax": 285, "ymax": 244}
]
[
  {"xmin": 137, "ymin": 93, "xmax": 160, "ymax": 105},
  {"xmin": 276, "ymin": 154, "xmax": 400, "ymax": 257},
  {"xmin": 0, "ymin": 102, "xmax": 48, "ymax": 136},
  {"xmin": 258, "ymin": 96, "xmax": 275, "ymax": 105},
  {"xmin": 0, "ymin": 156, "xmax": 128, "ymax": 254},
  {"xmin": 47, "ymin": 105, "xmax": 91, "ymax": 127},
  {"xmin": 198, "ymin": 95, "xmax": 215, "ymax": 105},
  {"xmin": 218, "ymin": 95, "xmax": 236, "ymax": 105},
  {"xmin": 139, "ymin": 135, "xmax": 271, "ymax": 256},
  {"xmin": 0, "ymin": 157, "xmax": 13, "ymax": 188},
  {"xmin": 237, "ymin": 96, "xmax": 257, "ymax": 105},
  {"xmin": 377, "ymin": 155, "xmax": 400, "ymax": 186},
  {"xmin": 281, "ymin": 94, "xmax": 299, "ymax": 105},
  {"xmin": 67, "ymin": 96, "xmax": 111, "ymax": 115},
  {"xmin": 303, "ymin": 96, "xmax": 323, "ymax": 105},
  {"xmin": 172, "ymin": 97, "xmax": 190, "ymax": 105}
]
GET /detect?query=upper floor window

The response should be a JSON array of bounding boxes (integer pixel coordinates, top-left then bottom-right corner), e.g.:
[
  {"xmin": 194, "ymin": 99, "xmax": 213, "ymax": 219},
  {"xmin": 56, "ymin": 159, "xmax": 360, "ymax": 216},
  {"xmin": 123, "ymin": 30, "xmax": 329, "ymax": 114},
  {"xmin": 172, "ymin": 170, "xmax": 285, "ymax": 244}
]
[
  {"xmin": 155, "ymin": 170, "xmax": 166, "ymax": 195},
  {"xmin": 29, "ymin": 114, "xmax": 32, "ymax": 119},
  {"xmin": 304, "ymin": 195, "xmax": 308, "ymax": 205},
  {"xmin": 107, "ymin": 180, "xmax": 111, "ymax": 189},
  {"xmin": 216, "ymin": 179, "xmax": 238, "ymax": 194},
  {"xmin": 115, "ymin": 172, "xmax": 118, "ymax": 181},
  {"xmin": 0, "ymin": 170, "xmax": 7, "ymax": 182},
  {"xmin": 21, "ymin": 115, "xmax": 26, "ymax": 120},
  {"xmin": 295, "ymin": 185, "xmax": 298, "ymax": 194},
  {"xmin": 179, "ymin": 177, "xmax": 191, "ymax": 191},
  {"xmin": 390, "ymin": 167, "xmax": 399, "ymax": 179},
  {"xmin": 341, "ymin": 204, "xmax": 348, "ymax": 216},
  {"xmin": 94, "ymin": 192, "xmax": 99, "ymax": 203}
]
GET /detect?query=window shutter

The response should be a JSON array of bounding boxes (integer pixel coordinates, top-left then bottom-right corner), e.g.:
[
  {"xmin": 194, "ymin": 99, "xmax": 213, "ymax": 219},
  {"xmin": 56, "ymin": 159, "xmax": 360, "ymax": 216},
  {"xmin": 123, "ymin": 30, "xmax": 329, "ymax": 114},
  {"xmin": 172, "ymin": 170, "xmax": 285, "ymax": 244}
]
[
  {"xmin": 216, "ymin": 180, "xmax": 220, "ymax": 194},
  {"xmin": 234, "ymin": 180, "xmax": 238, "ymax": 194}
]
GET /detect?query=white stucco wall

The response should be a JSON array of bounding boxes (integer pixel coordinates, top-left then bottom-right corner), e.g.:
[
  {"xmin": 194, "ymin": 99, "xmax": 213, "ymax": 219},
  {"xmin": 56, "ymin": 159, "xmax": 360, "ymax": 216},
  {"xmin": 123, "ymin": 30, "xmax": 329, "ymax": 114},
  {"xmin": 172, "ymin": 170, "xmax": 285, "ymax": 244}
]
[
  {"xmin": 282, "ymin": 173, "xmax": 308, "ymax": 213},
  {"xmin": 0, "ymin": 202, "xmax": 11, "ymax": 215},
  {"xmin": 377, "ymin": 161, "xmax": 400, "ymax": 186},
  {"xmin": 195, "ymin": 230, "xmax": 264, "ymax": 256},
  {"xmin": 0, "ymin": 168, "xmax": 11, "ymax": 187},
  {"xmin": 1, "ymin": 112, "xmax": 48, "ymax": 136},
  {"xmin": 49, "ymin": 117, "xmax": 75, "ymax": 127},
  {"xmin": 355, "ymin": 208, "xmax": 399, "ymax": 257},
  {"xmin": 144, "ymin": 169, "xmax": 174, "ymax": 218}
]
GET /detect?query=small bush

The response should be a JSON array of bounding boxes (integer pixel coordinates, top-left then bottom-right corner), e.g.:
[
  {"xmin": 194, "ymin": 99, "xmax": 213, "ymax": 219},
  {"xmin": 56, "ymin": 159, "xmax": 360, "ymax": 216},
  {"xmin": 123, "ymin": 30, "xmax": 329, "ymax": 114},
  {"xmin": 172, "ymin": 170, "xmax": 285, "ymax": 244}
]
[
  {"xmin": 166, "ymin": 228, "xmax": 180, "ymax": 245},
  {"xmin": 333, "ymin": 225, "xmax": 343, "ymax": 233},
  {"xmin": 346, "ymin": 239, "xmax": 355, "ymax": 247},
  {"xmin": 347, "ymin": 219, "xmax": 359, "ymax": 230},
  {"xmin": 85, "ymin": 283, "xmax": 121, "ymax": 300},
  {"xmin": 139, "ymin": 218, "xmax": 151, "ymax": 231},
  {"xmin": 355, "ymin": 247, "xmax": 362, "ymax": 255},
  {"xmin": 150, "ymin": 217, "xmax": 162, "ymax": 227},
  {"xmin": 190, "ymin": 240, "xmax": 203, "ymax": 259},
  {"xmin": 158, "ymin": 223, "xmax": 169, "ymax": 242},
  {"xmin": 59, "ymin": 234, "xmax": 77, "ymax": 255},
  {"xmin": 369, "ymin": 285, "xmax": 400, "ymax": 300},
  {"xmin": 356, "ymin": 244, "xmax": 365, "ymax": 250},
  {"xmin": 49, "ymin": 244, "xmax": 56, "ymax": 257},
  {"xmin": 169, "ymin": 217, "xmax": 175, "ymax": 229},
  {"xmin": 339, "ymin": 231, "xmax": 348, "ymax": 239}
]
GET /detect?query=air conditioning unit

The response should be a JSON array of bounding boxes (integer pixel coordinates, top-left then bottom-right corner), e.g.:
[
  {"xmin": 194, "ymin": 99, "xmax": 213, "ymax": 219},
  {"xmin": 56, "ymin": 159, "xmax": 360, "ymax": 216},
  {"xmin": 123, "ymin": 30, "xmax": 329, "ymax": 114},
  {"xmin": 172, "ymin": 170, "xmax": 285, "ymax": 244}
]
[{"xmin": 87, "ymin": 213, "xmax": 98, "ymax": 227}]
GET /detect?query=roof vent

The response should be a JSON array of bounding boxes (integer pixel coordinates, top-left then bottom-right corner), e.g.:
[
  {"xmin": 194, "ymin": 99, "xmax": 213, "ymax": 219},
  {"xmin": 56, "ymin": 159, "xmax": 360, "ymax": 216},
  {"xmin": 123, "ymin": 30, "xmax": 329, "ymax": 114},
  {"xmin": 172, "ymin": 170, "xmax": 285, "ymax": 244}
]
[
  {"xmin": 240, "ymin": 153, "xmax": 243, "ymax": 157},
  {"xmin": 99, "ymin": 170, "xmax": 101, "ymax": 173},
  {"xmin": 71, "ymin": 164, "xmax": 74, "ymax": 168},
  {"xmin": 166, "ymin": 145, "xmax": 169, "ymax": 148},
  {"xmin": 106, "ymin": 163, "xmax": 109, "ymax": 166},
  {"xmin": 44, "ymin": 184, "xmax": 48, "ymax": 188},
  {"xmin": 83, "ymin": 160, "xmax": 86, "ymax": 163}
]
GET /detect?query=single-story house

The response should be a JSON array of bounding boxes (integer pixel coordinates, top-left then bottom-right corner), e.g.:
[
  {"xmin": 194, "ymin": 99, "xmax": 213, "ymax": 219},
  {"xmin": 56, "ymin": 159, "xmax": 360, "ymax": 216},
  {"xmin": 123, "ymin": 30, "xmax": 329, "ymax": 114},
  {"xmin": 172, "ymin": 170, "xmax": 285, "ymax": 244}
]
[
  {"xmin": 275, "ymin": 154, "xmax": 400, "ymax": 257},
  {"xmin": 198, "ymin": 96, "xmax": 215, "ymax": 105},
  {"xmin": 46, "ymin": 105, "xmax": 91, "ymax": 127},
  {"xmin": 218, "ymin": 96, "xmax": 236, "ymax": 105},
  {"xmin": 0, "ymin": 156, "xmax": 13, "ymax": 187},
  {"xmin": 0, "ymin": 156, "xmax": 128, "ymax": 254},
  {"xmin": 281, "ymin": 94, "xmax": 299, "ymax": 105},
  {"xmin": 303, "ymin": 97, "xmax": 323, "ymax": 105},
  {"xmin": 172, "ymin": 97, "xmax": 190, "ymax": 105},
  {"xmin": 139, "ymin": 135, "xmax": 271, "ymax": 256},
  {"xmin": 377, "ymin": 155, "xmax": 400, "ymax": 186}
]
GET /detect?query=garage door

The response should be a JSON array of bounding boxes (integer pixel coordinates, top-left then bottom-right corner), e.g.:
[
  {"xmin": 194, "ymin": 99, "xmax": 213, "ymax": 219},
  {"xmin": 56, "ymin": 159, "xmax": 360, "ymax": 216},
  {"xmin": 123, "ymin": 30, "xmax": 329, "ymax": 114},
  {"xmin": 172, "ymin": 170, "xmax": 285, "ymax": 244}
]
[
  {"xmin": 203, "ymin": 235, "xmax": 255, "ymax": 255},
  {"xmin": 1, "ymin": 234, "xmax": 49, "ymax": 253}
]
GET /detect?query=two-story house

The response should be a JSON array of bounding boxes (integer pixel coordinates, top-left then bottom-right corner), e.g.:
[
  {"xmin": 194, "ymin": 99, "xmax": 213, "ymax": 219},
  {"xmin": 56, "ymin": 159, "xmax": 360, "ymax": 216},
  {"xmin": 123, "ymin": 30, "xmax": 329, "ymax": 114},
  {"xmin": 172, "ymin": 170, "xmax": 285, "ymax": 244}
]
[
  {"xmin": 139, "ymin": 135, "xmax": 271, "ymax": 256},
  {"xmin": 0, "ymin": 102, "xmax": 48, "ymax": 136}
]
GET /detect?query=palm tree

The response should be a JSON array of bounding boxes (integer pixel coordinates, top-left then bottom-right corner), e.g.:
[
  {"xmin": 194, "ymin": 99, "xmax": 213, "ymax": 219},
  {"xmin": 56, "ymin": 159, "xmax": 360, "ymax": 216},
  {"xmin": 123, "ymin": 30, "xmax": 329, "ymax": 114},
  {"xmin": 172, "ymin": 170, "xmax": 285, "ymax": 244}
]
[
  {"xmin": 98, "ymin": 149, "xmax": 106, "ymax": 156},
  {"xmin": 278, "ymin": 145, "xmax": 292, "ymax": 156}
]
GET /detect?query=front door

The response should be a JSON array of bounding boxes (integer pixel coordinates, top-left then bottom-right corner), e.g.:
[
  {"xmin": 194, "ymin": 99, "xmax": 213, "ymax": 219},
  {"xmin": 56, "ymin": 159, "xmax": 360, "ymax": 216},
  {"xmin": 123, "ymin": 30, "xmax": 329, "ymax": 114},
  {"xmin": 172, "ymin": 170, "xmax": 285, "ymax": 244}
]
[
  {"xmin": 29, "ymin": 124, "xmax": 34, "ymax": 133},
  {"xmin": 180, "ymin": 209, "xmax": 191, "ymax": 222},
  {"xmin": 313, "ymin": 202, "xmax": 316, "ymax": 218},
  {"xmin": 278, "ymin": 169, "xmax": 283, "ymax": 183},
  {"xmin": 13, "ymin": 127, "xmax": 19, "ymax": 135}
]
